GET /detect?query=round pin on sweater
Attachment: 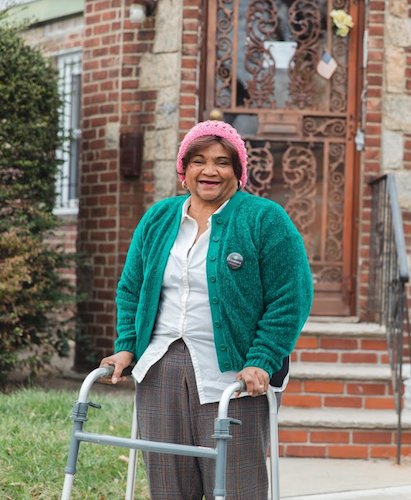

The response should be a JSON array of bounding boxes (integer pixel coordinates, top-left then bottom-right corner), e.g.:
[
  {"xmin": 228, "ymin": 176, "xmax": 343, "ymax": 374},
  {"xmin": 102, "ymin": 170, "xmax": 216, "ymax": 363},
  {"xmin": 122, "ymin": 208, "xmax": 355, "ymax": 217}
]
[{"xmin": 226, "ymin": 252, "xmax": 243, "ymax": 270}]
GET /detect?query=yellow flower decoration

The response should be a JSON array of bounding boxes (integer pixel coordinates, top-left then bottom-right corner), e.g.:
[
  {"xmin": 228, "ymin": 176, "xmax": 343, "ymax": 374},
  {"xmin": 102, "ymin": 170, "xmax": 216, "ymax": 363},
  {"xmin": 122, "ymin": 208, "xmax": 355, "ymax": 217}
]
[{"xmin": 330, "ymin": 9, "xmax": 354, "ymax": 37}]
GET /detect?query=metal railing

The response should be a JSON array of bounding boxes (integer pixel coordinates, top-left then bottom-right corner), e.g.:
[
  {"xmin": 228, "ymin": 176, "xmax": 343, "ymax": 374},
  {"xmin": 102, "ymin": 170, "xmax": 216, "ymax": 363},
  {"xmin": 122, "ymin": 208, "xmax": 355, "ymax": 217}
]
[{"xmin": 368, "ymin": 174, "xmax": 411, "ymax": 464}]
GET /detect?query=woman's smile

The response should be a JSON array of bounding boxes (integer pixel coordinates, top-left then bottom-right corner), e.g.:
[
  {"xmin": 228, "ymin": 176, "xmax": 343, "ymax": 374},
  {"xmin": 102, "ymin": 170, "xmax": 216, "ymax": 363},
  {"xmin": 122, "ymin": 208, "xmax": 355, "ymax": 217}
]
[{"xmin": 185, "ymin": 143, "xmax": 238, "ymax": 209}]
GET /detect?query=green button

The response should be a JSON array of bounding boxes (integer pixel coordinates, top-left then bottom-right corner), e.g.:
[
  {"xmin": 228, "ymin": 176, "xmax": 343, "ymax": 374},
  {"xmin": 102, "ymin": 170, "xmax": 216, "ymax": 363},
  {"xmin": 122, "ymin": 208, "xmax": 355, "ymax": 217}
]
[
  {"xmin": 212, "ymin": 236, "xmax": 220, "ymax": 242},
  {"xmin": 224, "ymin": 361, "xmax": 230, "ymax": 368},
  {"xmin": 210, "ymin": 255, "xmax": 216, "ymax": 261},
  {"xmin": 216, "ymin": 217, "xmax": 223, "ymax": 224},
  {"xmin": 210, "ymin": 276, "xmax": 216, "ymax": 282},
  {"xmin": 220, "ymin": 344, "xmax": 227, "ymax": 351},
  {"xmin": 212, "ymin": 297, "xmax": 219, "ymax": 304},
  {"xmin": 214, "ymin": 320, "xmax": 221, "ymax": 327}
]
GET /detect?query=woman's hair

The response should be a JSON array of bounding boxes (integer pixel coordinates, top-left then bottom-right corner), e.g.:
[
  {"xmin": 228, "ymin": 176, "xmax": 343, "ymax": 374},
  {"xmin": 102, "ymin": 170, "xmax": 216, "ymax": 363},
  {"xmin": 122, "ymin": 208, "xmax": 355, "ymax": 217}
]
[{"xmin": 181, "ymin": 135, "xmax": 243, "ymax": 181}]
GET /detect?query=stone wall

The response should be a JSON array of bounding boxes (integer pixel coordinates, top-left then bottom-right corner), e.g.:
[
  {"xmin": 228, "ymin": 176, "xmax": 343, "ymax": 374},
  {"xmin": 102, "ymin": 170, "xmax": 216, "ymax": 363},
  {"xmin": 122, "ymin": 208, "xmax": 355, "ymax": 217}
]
[{"xmin": 382, "ymin": 0, "xmax": 411, "ymax": 204}]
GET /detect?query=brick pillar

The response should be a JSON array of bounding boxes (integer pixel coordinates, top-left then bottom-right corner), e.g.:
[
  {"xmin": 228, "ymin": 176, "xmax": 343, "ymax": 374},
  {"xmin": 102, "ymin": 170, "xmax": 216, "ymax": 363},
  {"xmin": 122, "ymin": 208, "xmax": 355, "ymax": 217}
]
[
  {"xmin": 357, "ymin": 0, "xmax": 386, "ymax": 319},
  {"xmin": 358, "ymin": 0, "xmax": 411, "ymax": 328},
  {"xmin": 76, "ymin": 0, "xmax": 156, "ymax": 369}
]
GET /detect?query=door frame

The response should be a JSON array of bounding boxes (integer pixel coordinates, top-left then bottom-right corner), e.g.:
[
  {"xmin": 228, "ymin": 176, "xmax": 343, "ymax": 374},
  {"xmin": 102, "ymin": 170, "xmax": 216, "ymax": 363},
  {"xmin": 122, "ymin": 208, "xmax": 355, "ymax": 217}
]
[{"xmin": 199, "ymin": 0, "xmax": 366, "ymax": 316}]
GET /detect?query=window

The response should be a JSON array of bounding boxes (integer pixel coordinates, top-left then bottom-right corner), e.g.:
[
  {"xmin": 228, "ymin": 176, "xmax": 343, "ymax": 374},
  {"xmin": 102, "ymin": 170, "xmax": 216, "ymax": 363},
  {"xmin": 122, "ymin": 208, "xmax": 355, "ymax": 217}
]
[{"xmin": 54, "ymin": 49, "xmax": 82, "ymax": 214}]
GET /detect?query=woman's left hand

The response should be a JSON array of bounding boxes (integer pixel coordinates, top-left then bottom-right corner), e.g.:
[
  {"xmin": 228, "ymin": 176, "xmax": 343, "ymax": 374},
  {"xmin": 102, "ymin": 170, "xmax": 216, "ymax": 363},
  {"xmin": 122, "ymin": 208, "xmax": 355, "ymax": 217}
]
[{"xmin": 235, "ymin": 367, "xmax": 269, "ymax": 397}]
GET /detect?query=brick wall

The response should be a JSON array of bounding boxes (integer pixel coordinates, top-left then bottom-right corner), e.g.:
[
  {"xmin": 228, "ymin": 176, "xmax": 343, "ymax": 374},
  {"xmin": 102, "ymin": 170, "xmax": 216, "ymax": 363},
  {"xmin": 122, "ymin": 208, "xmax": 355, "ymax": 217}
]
[
  {"xmin": 358, "ymin": 0, "xmax": 411, "ymax": 323},
  {"xmin": 278, "ymin": 428, "xmax": 411, "ymax": 459},
  {"xmin": 76, "ymin": 0, "xmax": 155, "ymax": 368},
  {"xmin": 357, "ymin": 1, "xmax": 385, "ymax": 319},
  {"xmin": 22, "ymin": 15, "xmax": 83, "ymax": 53}
]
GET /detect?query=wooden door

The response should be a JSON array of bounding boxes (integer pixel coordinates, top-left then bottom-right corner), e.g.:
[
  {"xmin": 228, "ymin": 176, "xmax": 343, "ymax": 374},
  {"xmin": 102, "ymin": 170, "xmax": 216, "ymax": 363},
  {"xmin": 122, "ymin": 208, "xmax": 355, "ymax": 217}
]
[{"xmin": 203, "ymin": 0, "xmax": 363, "ymax": 315}]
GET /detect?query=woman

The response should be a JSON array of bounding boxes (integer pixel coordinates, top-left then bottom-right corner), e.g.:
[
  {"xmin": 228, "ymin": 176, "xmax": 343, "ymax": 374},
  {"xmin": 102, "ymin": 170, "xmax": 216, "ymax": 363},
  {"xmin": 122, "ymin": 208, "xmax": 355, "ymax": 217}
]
[{"xmin": 100, "ymin": 120, "xmax": 313, "ymax": 500}]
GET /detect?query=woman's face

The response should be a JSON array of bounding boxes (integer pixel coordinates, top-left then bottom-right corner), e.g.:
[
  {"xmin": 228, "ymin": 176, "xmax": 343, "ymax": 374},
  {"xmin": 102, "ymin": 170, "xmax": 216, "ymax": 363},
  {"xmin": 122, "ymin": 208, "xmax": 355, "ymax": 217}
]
[{"xmin": 185, "ymin": 142, "xmax": 238, "ymax": 208}]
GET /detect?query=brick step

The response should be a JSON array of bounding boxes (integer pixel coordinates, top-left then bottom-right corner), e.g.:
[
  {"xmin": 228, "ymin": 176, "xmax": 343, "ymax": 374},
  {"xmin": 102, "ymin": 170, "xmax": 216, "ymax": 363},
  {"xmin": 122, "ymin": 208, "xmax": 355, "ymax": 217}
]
[
  {"xmin": 294, "ymin": 321, "xmax": 389, "ymax": 364},
  {"xmin": 277, "ymin": 407, "xmax": 411, "ymax": 460},
  {"xmin": 283, "ymin": 363, "xmax": 398, "ymax": 410}
]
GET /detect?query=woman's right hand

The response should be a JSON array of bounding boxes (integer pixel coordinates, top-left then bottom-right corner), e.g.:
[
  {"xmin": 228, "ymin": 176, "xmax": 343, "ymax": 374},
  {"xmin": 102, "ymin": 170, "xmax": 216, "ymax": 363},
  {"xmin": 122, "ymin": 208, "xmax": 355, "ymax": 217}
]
[{"xmin": 99, "ymin": 351, "xmax": 134, "ymax": 385}]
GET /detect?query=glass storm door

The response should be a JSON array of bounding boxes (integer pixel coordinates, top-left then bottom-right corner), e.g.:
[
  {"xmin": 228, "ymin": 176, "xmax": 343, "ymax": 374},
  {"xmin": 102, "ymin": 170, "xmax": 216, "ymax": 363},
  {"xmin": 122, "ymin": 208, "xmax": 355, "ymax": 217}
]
[{"xmin": 204, "ymin": 0, "xmax": 362, "ymax": 315}]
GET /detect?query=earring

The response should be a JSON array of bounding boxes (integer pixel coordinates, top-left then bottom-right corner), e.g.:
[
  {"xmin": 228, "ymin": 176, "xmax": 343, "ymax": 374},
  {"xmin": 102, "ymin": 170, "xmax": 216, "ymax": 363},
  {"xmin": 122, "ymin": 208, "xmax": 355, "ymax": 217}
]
[
  {"xmin": 182, "ymin": 180, "xmax": 189, "ymax": 190},
  {"xmin": 237, "ymin": 180, "xmax": 243, "ymax": 191}
]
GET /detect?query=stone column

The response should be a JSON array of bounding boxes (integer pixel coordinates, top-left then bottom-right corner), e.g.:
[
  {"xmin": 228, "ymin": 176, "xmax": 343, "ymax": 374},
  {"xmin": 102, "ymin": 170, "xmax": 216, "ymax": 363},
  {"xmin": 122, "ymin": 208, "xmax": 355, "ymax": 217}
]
[
  {"xmin": 382, "ymin": 0, "xmax": 411, "ymax": 208},
  {"xmin": 140, "ymin": 0, "xmax": 183, "ymax": 206}
]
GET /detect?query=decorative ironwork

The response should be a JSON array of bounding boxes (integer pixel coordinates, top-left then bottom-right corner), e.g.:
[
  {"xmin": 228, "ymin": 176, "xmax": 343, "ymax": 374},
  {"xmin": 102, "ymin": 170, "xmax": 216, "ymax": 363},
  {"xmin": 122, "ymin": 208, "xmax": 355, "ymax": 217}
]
[
  {"xmin": 333, "ymin": 0, "xmax": 350, "ymax": 10},
  {"xmin": 288, "ymin": 0, "xmax": 322, "ymax": 109},
  {"xmin": 330, "ymin": 0, "xmax": 349, "ymax": 112},
  {"xmin": 368, "ymin": 174, "xmax": 411, "ymax": 465},
  {"xmin": 282, "ymin": 144, "xmax": 317, "ymax": 258},
  {"xmin": 312, "ymin": 266, "xmax": 342, "ymax": 283},
  {"xmin": 244, "ymin": 141, "xmax": 274, "ymax": 197},
  {"xmin": 244, "ymin": 0, "xmax": 278, "ymax": 108},
  {"xmin": 302, "ymin": 117, "xmax": 346, "ymax": 138},
  {"xmin": 325, "ymin": 143, "xmax": 345, "ymax": 262},
  {"xmin": 215, "ymin": 0, "xmax": 235, "ymax": 108},
  {"xmin": 207, "ymin": 0, "xmax": 357, "ymax": 313}
]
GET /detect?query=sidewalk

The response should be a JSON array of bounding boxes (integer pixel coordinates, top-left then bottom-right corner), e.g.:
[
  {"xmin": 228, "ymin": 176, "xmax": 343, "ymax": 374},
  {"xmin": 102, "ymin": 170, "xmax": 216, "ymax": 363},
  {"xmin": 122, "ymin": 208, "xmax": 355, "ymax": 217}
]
[{"xmin": 277, "ymin": 457, "xmax": 411, "ymax": 499}]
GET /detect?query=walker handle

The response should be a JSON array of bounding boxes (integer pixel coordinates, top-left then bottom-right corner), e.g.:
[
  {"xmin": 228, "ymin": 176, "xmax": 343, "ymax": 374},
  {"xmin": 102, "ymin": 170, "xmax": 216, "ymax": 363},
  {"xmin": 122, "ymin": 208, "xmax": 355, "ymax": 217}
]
[
  {"xmin": 100, "ymin": 365, "xmax": 115, "ymax": 378},
  {"xmin": 77, "ymin": 365, "xmax": 132, "ymax": 403},
  {"xmin": 236, "ymin": 380, "xmax": 246, "ymax": 392},
  {"xmin": 99, "ymin": 364, "xmax": 134, "ymax": 378}
]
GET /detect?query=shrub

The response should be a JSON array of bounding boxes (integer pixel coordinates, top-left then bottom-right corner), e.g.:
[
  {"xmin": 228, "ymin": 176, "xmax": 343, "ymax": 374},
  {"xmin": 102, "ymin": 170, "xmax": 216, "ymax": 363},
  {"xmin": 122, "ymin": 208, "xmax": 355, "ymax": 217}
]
[{"xmin": 0, "ymin": 20, "xmax": 76, "ymax": 382}]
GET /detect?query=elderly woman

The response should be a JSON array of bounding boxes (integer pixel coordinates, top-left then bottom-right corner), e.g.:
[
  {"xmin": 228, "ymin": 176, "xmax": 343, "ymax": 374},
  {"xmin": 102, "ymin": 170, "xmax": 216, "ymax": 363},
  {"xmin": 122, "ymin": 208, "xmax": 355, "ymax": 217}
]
[{"xmin": 100, "ymin": 120, "xmax": 313, "ymax": 500}]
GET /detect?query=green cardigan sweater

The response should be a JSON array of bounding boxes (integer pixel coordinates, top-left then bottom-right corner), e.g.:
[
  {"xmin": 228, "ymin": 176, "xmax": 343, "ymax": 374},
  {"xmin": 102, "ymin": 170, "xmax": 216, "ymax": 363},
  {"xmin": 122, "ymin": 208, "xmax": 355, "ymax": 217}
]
[{"xmin": 115, "ymin": 190, "xmax": 313, "ymax": 378}]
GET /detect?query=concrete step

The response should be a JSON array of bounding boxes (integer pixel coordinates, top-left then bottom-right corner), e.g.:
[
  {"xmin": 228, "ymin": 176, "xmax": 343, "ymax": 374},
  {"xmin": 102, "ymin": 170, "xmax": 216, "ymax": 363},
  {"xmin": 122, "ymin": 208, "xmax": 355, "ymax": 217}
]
[
  {"xmin": 291, "ymin": 362, "xmax": 392, "ymax": 380},
  {"xmin": 302, "ymin": 320, "xmax": 386, "ymax": 337},
  {"xmin": 277, "ymin": 407, "xmax": 411, "ymax": 460}
]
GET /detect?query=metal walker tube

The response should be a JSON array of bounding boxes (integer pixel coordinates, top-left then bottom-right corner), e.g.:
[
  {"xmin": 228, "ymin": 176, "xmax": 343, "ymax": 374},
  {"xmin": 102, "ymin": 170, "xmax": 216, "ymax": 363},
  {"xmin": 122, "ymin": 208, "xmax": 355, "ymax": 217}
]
[{"xmin": 61, "ymin": 366, "xmax": 113, "ymax": 500}]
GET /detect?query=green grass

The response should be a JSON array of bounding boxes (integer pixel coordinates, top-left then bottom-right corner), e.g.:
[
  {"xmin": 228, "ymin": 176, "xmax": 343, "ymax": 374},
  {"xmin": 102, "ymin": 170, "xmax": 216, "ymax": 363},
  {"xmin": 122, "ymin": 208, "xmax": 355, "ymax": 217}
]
[{"xmin": 0, "ymin": 388, "xmax": 149, "ymax": 499}]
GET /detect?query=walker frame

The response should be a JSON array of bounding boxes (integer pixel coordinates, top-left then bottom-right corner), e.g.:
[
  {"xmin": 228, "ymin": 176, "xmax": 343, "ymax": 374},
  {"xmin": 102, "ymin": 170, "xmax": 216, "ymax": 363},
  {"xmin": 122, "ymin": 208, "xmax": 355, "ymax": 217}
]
[{"xmin": 60, "ymin": 365, "xmax": 280, "ymax": 500}]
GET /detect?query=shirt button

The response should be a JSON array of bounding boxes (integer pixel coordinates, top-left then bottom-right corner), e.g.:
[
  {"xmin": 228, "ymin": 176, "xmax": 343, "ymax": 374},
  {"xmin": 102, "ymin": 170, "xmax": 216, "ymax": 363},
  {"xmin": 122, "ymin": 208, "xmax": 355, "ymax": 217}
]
[
  {"xmin": 210, "ymin": 275, "xmax": 216, "ymax": 282},
  {"xmin": 216, "ymin": 217, "xmax": 223, "ymax": 224},
  {"xmin": 220, "ymin": 344, "xmax": 227, "ymax": 351},
  {"xmin": 224, "ymin": 361, "xmax": 230, "ymax": 368},
  {"xmin": 212, "ymin": 236, "xmax": 220, "ymax": 242},
  {"xmin": 214, "ymin": 320, "xmax": 221, "ymax": 327},
  {"xmin": 210, "ymin": 255, "xmax": 216, "ymax": 261},
  {"xmin": 212, "ymin": 297, "xmax": 219, "ymax": 304}
]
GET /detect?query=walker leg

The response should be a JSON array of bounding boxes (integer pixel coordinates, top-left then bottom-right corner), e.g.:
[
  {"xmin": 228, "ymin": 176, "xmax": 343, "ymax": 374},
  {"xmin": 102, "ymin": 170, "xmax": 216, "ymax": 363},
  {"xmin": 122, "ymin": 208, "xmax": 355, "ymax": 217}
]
[
  {"xmin": 267, "ymin": 388, "xmax": 280, "ymax": 500},
  {"xmin": 125, "ymin": 390, "xmax": 138, "ymax": 500},
  {"xmin": 61, "ymin": 474, "xmax": 75, "ymax": 500}
]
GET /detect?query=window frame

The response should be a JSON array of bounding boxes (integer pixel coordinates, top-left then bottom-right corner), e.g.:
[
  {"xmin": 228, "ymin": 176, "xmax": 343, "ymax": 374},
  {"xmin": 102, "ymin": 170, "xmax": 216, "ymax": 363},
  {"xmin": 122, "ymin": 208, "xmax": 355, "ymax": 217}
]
[{"xmin": 53, "ymin": 48, "xmax": 82, "ymax": 216}]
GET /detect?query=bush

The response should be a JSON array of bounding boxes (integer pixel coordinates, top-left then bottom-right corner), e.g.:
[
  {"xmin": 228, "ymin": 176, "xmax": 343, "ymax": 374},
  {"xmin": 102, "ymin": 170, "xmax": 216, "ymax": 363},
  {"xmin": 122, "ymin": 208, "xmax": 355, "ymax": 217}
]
[{"xmin": 0, "ymin": 21, "xmax": 76, "ymax": 382}]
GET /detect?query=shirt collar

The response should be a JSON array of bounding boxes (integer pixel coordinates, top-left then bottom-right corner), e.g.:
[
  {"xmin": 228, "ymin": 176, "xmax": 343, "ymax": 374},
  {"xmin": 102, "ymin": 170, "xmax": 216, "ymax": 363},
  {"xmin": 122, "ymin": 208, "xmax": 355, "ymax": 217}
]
[{"xmin": 181, "ymin": 196, "xmax": 231, "ymax": 226}]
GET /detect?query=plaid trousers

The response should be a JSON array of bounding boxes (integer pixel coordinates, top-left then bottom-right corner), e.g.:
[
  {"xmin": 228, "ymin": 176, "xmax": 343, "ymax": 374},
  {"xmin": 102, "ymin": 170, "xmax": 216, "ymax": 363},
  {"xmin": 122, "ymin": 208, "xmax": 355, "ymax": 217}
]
[{"xmin": 136, "ymin": 339, "xmax": 280, "ymax": 500}]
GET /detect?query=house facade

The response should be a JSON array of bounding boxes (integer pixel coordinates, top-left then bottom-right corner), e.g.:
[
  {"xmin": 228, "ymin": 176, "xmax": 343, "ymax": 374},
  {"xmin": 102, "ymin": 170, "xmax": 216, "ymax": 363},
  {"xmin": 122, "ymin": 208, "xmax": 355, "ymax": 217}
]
[{"xmin": 5, "ymin": 0, "xmax": 411, "ymax": 459}]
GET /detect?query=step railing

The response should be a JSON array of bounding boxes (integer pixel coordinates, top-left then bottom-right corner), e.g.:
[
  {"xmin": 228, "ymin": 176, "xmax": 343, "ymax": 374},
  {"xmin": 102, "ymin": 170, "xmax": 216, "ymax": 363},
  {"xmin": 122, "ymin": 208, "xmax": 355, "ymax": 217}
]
[{"xmin": 368, "ymin": 174, "xmax": 411, "ymax": 464}]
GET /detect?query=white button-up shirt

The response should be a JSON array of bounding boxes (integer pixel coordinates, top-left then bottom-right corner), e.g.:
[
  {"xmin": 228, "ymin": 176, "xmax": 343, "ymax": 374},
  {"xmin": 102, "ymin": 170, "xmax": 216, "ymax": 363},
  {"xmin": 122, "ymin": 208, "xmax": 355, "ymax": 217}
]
[{"xmin": 132, "ymin": 197, "xmax": 288, "ymax": 404}]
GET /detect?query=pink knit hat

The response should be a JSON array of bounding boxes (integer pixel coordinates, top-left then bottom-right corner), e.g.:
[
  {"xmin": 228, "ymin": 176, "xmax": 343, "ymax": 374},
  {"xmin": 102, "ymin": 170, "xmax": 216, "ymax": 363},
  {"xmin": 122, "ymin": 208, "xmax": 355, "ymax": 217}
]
[{"xmin": 177, "ymin": 120, "xmax": 248, "ymax": 188}]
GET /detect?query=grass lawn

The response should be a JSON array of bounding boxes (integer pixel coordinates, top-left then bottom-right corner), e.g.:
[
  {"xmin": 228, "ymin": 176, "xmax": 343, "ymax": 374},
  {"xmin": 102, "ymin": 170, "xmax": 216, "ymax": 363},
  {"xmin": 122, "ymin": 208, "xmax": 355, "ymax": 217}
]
[{"xmin": 0, "ymin": 387, "xmax": 149, "ymax": 499}]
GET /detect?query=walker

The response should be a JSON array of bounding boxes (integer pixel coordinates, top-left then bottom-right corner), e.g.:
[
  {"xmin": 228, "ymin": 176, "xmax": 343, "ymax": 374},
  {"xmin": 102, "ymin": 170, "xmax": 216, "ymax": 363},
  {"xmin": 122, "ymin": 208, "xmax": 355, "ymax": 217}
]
[{"xmin": 60, "ymin": 365, "xmax": 280, "ymax": 500}]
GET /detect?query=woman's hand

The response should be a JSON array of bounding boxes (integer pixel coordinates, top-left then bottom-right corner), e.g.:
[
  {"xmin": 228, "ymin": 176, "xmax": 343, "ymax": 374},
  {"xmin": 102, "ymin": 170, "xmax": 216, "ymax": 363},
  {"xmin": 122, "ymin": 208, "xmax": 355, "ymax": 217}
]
[
  {"xmin": 235, "ymin": 367, "xmax": 269, "ymax": 397},
  {"xmin": 99, "ymin": 351, "xmax": 134, "ymax": 385}
]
